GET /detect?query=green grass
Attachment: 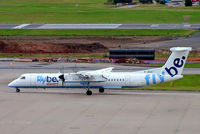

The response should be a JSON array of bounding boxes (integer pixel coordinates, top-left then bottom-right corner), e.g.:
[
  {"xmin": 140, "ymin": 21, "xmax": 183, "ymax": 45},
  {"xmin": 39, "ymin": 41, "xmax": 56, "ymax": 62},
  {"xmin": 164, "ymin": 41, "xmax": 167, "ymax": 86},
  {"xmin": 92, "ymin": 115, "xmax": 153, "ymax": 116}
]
[
  {"xmin": 148, "ymin": 63, "xmax": 200, "ymax": 68},
  {"xmin": 0, "ymin": 0, "xmax": 200, "ymax": 24},
  {"xmin": 156, "ymin": 51, "xmax": 200, "ymax": 58},
  {"xmin": 153, "ymin": 51, "xmax": 200, "ymax": 68},
  {"xmin": 0, "ymin": 29, "xmax": 197, "ymax": 36},
  {"xmin": 184, "ymin": 63, "xmax": 200, "ymax": 68},
  {"xmin": 137, "ymin": 74, "xmax": 200, "ymax": 91},
  {"xmin": 1, "ymin": 53, "xmax": 199, "ymax": 68},
  {"xmin": 0, "ymin": 53, "xmax": 107, "ymax": 58}
]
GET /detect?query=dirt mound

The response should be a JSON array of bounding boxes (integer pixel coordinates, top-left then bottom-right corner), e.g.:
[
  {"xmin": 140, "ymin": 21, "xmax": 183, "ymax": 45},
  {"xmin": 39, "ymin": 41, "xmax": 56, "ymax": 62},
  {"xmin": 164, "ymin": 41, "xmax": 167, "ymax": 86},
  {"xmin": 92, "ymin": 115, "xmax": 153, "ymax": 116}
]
[
  {"xmin": 0, "ymin": 36, "xmax": 172, "ymax": 49},
  {"xmin": 0, "ymin": 41, "xmax": 107, "ymax": 53},
  {"xmin": 0, "ymin": 36, "xmax": 173, "ymax": 54}
]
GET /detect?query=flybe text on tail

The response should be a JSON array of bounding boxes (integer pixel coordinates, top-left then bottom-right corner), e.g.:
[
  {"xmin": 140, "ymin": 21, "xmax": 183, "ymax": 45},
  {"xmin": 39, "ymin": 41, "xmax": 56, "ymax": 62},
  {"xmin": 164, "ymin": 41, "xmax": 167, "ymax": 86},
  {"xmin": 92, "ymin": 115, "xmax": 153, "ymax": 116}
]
[
  {"xmin": 162, "ymin": 47, "xmax": 192, "ymax": 77},
  {"xmin": 165, "ymin": 56, "xmax": 186, "ymax": 77}
]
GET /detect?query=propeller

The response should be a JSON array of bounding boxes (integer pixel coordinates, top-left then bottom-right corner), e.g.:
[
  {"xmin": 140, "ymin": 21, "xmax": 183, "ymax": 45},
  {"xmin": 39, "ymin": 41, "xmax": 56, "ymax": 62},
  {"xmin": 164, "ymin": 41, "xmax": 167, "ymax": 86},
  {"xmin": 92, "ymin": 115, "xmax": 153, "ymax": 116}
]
[
  {"xmin": 59, "ymin": 74, "xmax": 65, "ymax": 86},
  {"xmin": 58, "ymin": 64, "xmax": 65, "ymax": 86}
]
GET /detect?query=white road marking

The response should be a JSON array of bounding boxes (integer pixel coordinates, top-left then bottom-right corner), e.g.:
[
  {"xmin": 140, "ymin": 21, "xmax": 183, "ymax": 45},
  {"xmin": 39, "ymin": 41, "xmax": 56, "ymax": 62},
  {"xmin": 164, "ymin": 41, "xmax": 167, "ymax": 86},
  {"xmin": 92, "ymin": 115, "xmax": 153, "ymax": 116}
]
[
  {"xmin": 13, "ymin": 24, "xmax": 30, "ymax": 29},
  {"xmin": 151, "ymin": 24, "xmax": 159, "ymax": 28},
  {"xmin": 0, "ymin": 24, "xmax": 198, "ymax": 29},
  {"xmin": 184, "ymin": 24, "xmax": 191, "ymax": 28},
  {"xmin": 38, "ymin": 24, "xmax": 122, "ymax": 29}
]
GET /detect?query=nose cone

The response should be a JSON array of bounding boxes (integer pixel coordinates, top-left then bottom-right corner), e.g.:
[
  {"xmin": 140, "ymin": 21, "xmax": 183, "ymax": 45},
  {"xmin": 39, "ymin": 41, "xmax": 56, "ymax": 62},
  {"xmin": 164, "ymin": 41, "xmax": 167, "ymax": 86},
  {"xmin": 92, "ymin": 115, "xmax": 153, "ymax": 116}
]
[{"xmin": 8, "ymin": 80, "xmax": 16, "ymax": 87}]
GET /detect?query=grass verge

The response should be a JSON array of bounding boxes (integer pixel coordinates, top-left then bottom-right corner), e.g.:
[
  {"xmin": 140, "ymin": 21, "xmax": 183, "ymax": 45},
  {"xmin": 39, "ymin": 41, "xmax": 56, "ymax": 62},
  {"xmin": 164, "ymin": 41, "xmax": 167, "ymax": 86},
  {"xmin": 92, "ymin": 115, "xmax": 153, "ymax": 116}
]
[
  {"xmin": 0, "ymin": 53, "xmax": 199, "ymax": 68},
  {"xmin": 148, "ymin": 63, "xmax": 200, "ymax": 68},
  {"xmin": 0, "ymin": 29, "xmax": 197, "ymax": 36},
  {"xmin": 156, "ymin": 51, "xmax": 200, "ymax": 58},
  {"xmin": 0, "ymin": 1, "xmax": 200, "ymax": 23},
  {"xmin": 0, "ymin": 53, "xmax": 107, "ymax": 58},
  {"xmin": 136, "ymin": 74, "xmax": 200, "ymax": 91}
]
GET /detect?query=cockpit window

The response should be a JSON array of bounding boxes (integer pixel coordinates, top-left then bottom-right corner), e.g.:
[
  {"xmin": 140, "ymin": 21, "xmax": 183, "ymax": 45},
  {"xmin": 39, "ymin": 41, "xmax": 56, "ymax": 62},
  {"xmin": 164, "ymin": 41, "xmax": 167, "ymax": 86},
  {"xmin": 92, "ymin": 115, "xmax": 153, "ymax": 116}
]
[{"xmin": 20, "ymin": 76, "xmax": 26, "ymax": 79}]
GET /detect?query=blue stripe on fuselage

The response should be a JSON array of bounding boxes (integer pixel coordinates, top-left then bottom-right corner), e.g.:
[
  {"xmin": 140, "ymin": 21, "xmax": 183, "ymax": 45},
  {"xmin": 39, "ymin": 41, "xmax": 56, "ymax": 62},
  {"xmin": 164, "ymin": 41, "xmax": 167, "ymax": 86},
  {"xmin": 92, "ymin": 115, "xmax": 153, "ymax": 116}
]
[
  {"xmin": 9, "ymin": 86, "xmax": 143, "ymax": 89},
  {"xmin": 64, "ymin": 81, "xmax": 104, "ymax": 83}
]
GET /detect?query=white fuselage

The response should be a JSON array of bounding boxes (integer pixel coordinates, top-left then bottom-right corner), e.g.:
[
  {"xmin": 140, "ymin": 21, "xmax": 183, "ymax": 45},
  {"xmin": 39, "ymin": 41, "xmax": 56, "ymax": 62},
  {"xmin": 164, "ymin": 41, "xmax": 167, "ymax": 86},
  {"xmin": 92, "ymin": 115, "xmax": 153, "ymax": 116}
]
[
  {"xmin": 8, "ymin": 47, "xmax": 192, "ymax": 95},
  {"xmin": 8, "ymin": 72, "xmax": 182, "ymax": 89}
]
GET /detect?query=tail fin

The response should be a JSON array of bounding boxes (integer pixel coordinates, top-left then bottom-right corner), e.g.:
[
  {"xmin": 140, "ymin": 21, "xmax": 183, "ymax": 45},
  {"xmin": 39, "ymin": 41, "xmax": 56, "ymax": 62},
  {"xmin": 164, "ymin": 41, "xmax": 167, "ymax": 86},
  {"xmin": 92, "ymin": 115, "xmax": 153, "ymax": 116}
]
[{"xmin": 161, "ymin": 47, "xmax": 192, "ymax": 77}]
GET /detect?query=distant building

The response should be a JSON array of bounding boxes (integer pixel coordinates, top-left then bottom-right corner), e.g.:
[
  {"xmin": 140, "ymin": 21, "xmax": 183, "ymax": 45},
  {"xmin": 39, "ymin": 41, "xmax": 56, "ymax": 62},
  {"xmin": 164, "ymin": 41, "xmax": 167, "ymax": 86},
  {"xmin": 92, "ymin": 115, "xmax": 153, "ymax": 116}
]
[
  {"xmin": 114, "ymin": 0, "xmax": 132, "ymax": 4},
  {"xmin": 166, "ymin": 0, "xmax": 184, "ymax": 7},
  {"xmin": 171, "ymin": 0, "xmax": 183, "ymax": 3},
  {"xmin": 169, "ymin": 0, "xmax": 200, "ymax": 6},
  {"xmin": 192, "ymin": 0, "xmax": 200, "ymax": 5}
]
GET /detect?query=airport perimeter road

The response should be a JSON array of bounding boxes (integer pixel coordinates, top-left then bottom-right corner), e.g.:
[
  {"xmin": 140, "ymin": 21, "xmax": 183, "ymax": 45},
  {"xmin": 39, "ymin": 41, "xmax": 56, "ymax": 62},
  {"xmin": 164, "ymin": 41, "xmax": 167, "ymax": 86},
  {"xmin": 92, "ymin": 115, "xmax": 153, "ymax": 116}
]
[
  {"xmin": 1, "ymin": 68, "xmax": 200, "ymax": 134},
  {"xmin": 0, "ymin": 62, "xmax": 199, "ymax": 75},
  {"xmin": 0, "ymin": 24, "xmax": 200, "ymax": 29},
  {"xmin": 135, "ymin": 32, "xmax": 200, "ymax": 50}
]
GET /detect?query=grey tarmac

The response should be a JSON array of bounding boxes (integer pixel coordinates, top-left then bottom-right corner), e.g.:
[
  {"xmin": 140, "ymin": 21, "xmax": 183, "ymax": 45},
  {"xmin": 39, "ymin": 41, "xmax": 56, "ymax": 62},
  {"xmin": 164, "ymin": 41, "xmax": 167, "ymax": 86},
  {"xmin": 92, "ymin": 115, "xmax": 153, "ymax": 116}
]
[
  {"xmin": 134, "ymin": 32, "xmax": 200, "ymax": 50},
  {"xmin": 0, "ymin": 62, "xmax": 199, "ymax": 75},
  {"xmin": 0, "ymin": 62, "xmax": 200, "ymax": 134}
]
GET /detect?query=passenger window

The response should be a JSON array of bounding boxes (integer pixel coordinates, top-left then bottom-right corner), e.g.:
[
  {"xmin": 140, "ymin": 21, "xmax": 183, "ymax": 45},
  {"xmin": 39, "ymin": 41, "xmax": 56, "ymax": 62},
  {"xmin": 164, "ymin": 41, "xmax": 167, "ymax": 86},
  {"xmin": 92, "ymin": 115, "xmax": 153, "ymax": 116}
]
[{"xmin": 21, "ymin": 76, "xmax": 25, "ymax": 79}]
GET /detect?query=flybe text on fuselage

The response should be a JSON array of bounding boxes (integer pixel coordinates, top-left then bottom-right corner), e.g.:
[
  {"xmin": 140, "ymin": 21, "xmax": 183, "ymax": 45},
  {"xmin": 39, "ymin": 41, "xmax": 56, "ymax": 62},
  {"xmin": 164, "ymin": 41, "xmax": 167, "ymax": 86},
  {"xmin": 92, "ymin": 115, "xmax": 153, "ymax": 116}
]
[
  {"xmin": 37, "ymin": 75, "xmax": 59, "ymax": 84},
  {"xmin": 144, "ymin": 72, "xmax": 165, "ymax": 86}
]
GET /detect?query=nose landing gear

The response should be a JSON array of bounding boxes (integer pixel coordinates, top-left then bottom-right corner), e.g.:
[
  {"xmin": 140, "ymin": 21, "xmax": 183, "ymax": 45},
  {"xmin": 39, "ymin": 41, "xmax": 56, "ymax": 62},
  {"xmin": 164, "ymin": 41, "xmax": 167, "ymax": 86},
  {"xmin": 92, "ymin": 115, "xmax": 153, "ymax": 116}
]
[
  {"xmin": 86, "ymin": 83, "xmax": 92, "ymax": 96},
  {"xmin": 16, "ymin": 88, "xmax": 20, "ymax": 93}
]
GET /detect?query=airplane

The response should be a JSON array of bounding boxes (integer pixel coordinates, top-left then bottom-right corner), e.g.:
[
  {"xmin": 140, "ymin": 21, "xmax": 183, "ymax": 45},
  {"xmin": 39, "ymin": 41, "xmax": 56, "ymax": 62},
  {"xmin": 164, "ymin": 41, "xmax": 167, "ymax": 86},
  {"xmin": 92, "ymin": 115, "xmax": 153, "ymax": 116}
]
[{"xmin": 8, "ymin": 47, "xmax": 191, "ymax": 95}]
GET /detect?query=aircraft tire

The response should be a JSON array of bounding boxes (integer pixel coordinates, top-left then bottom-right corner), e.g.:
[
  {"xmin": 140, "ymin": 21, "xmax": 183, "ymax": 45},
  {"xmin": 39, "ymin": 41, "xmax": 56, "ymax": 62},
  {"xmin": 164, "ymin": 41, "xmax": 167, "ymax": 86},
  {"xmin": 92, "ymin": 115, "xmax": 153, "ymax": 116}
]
[
  {"xmin": 16, "ymin": 88, "xmax": 20, "ymax": 93},
  {"xmin": 86, "ymin": 90, "xmax": 92, "ymax": 95},
  {"xmin": 99, "ymin": 88, "xmax": 104, "ymax": 93}
]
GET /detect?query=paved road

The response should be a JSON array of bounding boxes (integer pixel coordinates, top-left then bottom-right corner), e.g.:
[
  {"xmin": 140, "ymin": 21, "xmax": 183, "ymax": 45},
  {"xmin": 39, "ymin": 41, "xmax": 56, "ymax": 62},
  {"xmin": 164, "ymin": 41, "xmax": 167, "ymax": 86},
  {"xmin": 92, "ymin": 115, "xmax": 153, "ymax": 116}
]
[
  {"xmin": 134, "ymin": 32, "xmax": 200, "ymax": 50},
  {"xmin": 0, "ymin": 67, "xmax": 200, "ymax": 134},
  {"xmin": 0, "ymin": 24, "xmax": 200, "ymax": 29},
  {"xmin": 1, "ymin": 62, "xmax": 199, "ymax": 74}
]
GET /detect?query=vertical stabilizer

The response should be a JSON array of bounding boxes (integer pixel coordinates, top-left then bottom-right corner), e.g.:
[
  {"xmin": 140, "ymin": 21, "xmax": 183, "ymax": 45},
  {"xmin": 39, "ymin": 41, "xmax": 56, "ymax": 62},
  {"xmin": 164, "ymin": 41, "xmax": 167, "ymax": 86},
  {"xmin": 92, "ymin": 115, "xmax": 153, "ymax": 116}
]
[{"xmin": 161, "ymin": 47, "xmax": 192, "ymax": 77}]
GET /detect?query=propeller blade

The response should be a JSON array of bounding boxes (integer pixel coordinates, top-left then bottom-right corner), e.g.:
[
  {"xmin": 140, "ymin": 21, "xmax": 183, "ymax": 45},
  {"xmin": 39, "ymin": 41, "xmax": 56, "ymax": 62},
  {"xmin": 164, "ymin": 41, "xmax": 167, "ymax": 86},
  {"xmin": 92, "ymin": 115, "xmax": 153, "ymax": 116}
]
[{"xmin": 58, "ymin": 74, "xmax": 65, "ymax": 86}]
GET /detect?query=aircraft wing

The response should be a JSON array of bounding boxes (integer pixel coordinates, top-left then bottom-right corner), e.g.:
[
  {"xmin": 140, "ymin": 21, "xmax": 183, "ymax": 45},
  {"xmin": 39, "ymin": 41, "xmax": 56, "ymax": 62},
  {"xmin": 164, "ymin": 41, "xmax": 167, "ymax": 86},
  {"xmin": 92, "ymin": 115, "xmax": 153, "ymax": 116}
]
[
  {"xmin": 76, "ymin": 67, "xmax": 114, "ymax": 80},
  {"xmin": 94, "ymin": 67, "xmax": 114, "ymax": 73}
]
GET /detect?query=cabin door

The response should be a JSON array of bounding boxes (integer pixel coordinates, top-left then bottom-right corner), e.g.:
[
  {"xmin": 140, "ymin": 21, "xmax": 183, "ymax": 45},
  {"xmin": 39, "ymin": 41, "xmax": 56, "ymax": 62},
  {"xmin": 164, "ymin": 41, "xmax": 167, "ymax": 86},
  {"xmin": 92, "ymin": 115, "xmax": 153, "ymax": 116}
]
[
  {"xmin": 30, "ymin": 75, "xmax": 36, "ymax": 87},
  {"xmin": 125, "ymin": 75, "xmax": 130, "ymax": 86}
]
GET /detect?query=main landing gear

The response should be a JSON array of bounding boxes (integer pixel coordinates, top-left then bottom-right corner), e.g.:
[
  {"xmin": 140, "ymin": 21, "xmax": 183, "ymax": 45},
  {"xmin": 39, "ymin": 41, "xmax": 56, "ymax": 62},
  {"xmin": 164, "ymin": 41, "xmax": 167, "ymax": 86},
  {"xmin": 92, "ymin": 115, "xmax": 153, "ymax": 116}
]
[
  {"xmin": 99, "ymin": 88, "xmax": 104, "ymax": 93},
  {"xmin": 86, "ymin": 88, "xmax": 105, "ymax": 95},
  {"xmin": 16, "ymin": 88, "xmax": 20, "ymax": 93},
  {"xmin": 85, "ymin": 82, "xmax": 104, "ymax": 95},
  {"xmin": 86, "ymin": 90, "xmax": 92, "ymax": 96}
]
